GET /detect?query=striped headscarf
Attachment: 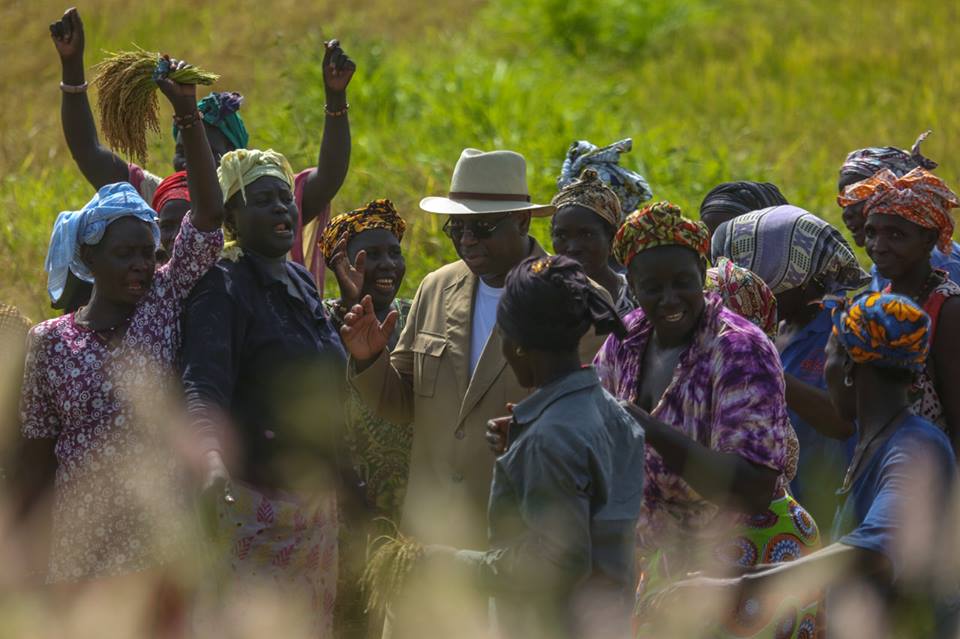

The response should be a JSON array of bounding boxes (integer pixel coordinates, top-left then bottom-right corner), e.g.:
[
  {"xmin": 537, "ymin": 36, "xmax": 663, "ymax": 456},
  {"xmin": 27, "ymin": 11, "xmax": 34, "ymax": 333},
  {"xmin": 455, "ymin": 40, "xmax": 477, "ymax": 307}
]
[
  {"xmin": 838, "ymin": 168, "xmax": 958, "ymax": 254},
  {"xmin": 320, "ymin": 199, "xmax": 407, "ymax": 267},
  {"xmin": 829, "ymin": 292, "xmax": 930, "ymax": 373},
  {"xmin": 705, "ymin": 257, "xmax": 778, "ymax": 337},
  {"xmin": 711, "ymin": 205, "xmax": 870, "ymax": 295},
  {"xmin": 551, "ymin": 168, "xmax": 623, "ymax": 228},
  {"xmin": 838, "ymin": 130, "xmax": 938, "ymax": 191},
  {"xmin": 612, "ymin": 201, "xmax": 710, "ymax": 268},
  {"xmin": 558, "ymin": 139, "xmax": 653, "ymax": 215}
]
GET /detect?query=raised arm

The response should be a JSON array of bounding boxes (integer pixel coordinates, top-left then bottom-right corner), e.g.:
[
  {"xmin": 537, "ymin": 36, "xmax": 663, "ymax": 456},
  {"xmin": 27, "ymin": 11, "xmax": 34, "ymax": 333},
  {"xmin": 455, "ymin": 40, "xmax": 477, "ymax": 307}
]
[
  {"xmin": 299, "ymin": 40, "xmax": 355, "ymax": 225},
  {"xmin": 50, "ymin": 8, "xmax": 129, "ymax": 188},
  {"xmin": 155, "ymin": 57, "xmax": 225, "ymax": 232}
]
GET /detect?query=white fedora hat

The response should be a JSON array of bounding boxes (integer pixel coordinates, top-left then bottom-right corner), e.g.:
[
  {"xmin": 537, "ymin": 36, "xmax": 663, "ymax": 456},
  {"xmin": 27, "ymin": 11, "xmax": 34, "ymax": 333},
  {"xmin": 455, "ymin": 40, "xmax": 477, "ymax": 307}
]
[{"xmin": 420, "ymin": 148, "xmax": 555, "ymax": 216}]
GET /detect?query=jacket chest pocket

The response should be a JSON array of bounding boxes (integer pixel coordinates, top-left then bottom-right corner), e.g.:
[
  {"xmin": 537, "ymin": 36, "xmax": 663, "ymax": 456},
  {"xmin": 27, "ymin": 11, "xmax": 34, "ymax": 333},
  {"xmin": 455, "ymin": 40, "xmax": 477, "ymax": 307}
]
[{"xmin": 411, "ymin": 332, "xmax": 447, "ymax": 398}]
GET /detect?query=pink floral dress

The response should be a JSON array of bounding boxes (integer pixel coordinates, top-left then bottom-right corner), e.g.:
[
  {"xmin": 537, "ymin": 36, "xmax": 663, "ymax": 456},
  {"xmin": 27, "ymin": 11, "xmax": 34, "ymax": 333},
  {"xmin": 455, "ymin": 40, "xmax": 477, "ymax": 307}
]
[{"xmin": 19, "ymin": 216, "xmax": 222, "ymax": 582}]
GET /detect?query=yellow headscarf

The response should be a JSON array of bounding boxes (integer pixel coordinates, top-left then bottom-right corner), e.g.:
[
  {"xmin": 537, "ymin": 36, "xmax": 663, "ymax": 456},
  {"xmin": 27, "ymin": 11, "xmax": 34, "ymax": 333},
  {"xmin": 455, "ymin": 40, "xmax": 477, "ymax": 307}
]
[{"xmin": 217, "ymin": 148, "xmax": 295, "ymax": 205}]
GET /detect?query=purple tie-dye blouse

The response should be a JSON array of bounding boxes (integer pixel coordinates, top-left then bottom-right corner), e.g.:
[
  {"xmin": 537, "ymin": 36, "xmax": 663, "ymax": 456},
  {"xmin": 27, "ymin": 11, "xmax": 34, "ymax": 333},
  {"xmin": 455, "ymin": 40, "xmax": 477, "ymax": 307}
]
[{"xmin": 593, "ymin": 293, "xmax": 798, "ymax": 562}]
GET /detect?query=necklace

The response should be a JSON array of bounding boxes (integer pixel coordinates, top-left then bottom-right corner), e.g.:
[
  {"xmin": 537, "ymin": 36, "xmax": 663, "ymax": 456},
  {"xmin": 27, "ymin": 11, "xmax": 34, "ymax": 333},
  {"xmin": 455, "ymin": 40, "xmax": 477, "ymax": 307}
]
[
  {"xmin": 841, "ymin": 406, "xmax": 908, "ymax": 492},
  {"xmin": 75, "ymin": 305, "xmax": 132, "ymax": 336}
]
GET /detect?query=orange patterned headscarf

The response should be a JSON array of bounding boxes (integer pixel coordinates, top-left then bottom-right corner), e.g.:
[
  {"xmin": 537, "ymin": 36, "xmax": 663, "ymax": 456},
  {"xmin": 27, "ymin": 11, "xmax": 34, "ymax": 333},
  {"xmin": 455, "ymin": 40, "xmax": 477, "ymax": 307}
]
[
  {"xmin": 838, "ymin": 168, "xmax": 958, "ymax": 254},
  {"xmin": 320, "ymin": 199, "xmax": 406, "ymax": 267}
]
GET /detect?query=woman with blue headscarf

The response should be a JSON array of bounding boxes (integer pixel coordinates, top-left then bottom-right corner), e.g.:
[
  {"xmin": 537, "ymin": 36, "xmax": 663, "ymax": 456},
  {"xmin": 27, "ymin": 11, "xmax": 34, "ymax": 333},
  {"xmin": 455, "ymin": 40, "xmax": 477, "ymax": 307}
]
[{"xmin": 16, "ymin": 64, "xmax": 224, "ymax": 584}]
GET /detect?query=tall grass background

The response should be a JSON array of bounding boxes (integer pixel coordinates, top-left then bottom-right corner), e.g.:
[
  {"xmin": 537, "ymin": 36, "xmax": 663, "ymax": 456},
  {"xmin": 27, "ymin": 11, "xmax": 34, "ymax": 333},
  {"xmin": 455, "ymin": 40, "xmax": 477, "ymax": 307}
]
[{"xmin": 1, "ymin": 0, "xmax": 958, "ymax": 321}]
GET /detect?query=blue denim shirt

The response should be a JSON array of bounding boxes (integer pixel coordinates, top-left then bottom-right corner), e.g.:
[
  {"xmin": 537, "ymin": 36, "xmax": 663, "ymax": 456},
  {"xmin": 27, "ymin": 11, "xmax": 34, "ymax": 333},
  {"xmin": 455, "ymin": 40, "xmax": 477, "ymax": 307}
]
[{"xmin": 457, "ymin": 367, "xmax": 645, "ymax": 639}]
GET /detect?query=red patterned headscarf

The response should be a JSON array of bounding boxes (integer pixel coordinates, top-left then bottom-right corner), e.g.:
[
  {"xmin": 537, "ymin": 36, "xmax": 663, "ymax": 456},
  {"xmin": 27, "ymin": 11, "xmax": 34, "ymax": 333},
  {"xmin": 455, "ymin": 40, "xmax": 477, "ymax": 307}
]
[
  {"xmin": 612, "ymin": 201, "xmax": 710, "ymax": 268},
  {"xmin": 151, "ymin": 171, "xmax": 190, "ymax": 212},
  {"xmin": 838, "ymin": 168, "xmax": 958, "ymax": 254}
]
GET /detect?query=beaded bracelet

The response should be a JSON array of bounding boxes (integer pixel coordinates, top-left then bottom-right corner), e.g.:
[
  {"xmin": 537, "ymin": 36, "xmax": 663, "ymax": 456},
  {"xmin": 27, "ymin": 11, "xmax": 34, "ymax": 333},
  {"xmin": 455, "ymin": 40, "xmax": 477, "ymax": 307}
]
[
  {"xmin": 59, "ymin": 81, "xmax": 88, "ymax": 94},
  {"xmin": 173, "ymin": 110, "xmax": 202, "ymax": 129},
  {"xmin": 325, "ymin": 103, "xmax": 350, "ymax": 117}
]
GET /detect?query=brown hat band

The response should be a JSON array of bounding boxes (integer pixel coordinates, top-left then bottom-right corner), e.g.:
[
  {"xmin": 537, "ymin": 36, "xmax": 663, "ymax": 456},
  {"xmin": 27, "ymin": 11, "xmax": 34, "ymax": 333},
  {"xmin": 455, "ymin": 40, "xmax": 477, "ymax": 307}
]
[{"xmin": 448, "ymin": 191, "xmax": 531, "ymax": 202}]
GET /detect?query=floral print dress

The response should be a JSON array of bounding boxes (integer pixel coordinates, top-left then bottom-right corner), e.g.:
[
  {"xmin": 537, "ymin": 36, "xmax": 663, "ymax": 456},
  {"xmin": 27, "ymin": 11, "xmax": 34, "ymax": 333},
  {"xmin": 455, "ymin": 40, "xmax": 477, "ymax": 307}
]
[{"xmin": 19, "ymin": 216, "xmax": 222, "ymax": 582}]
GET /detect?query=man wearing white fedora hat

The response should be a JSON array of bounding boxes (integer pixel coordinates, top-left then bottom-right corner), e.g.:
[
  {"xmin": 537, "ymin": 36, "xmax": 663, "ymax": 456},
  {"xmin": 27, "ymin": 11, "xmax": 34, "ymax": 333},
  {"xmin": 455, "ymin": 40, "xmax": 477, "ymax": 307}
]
[{"xmin": 340, "ymin": 148, "xmax": 611, "ymax": 636}]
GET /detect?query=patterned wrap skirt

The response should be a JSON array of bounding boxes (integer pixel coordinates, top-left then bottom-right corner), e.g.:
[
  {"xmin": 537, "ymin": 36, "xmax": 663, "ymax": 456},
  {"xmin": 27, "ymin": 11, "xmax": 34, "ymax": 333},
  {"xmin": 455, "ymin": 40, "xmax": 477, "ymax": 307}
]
[
  {"xmin": 636, "ymin": 490, "xmax": 822, "ymax": 638},
  {"xmin": 215, "ymin": 482, "xmax": 339, "ymax": 638}
]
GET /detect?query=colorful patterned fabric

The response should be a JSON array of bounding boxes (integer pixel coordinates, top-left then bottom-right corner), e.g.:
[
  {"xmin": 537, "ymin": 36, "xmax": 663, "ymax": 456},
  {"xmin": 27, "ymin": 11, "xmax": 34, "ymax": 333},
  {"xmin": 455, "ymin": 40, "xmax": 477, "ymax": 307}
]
[
  {"xmin": 214, "ymin": 482, "xmax": 338, "ymax": 638},
  {"xmin": 711, "ymin": 205, "xmax": 870, "ymax": 295},
  {"xmin": 699, "ymin": 181, "xmax": 789, "ymax": 219},
  {"xmin": 217, "ymin": 148, "xmax": 295, "ymax": 206},
  {"xmin": 705, "ymin": 257, "xmax": 778, "ymax": 337},
  {"xmin": 44, "ymin": 182, "xmax": 160, "ymax": 303},
  {"xmin": 829, "ymin": 292, "xmax": 930, "ymax": 373},
  {"xmin": 498, "ymin": 255, "xmax": 626, "ymax": 352},
  {"xmin": 20, "ymin": 216, "xmax": 223, "ymax": 582},
  {"xmin": 636, "ymin": 490, "xmax": 820, "ymax": 639},
  {"xmin": 612, "ymin": 201, "xmax": 711, "ymax": 268},
  {"xmin": 557, "ymin": 138, "xmax": 653, "ymax": 215},
  {"xmin": 551, "ymin": 167, "xmax": 623, "ymax": 228},
  {"xmin": 151, "ymin": 170, "xmax": 190, "ymax": 212},
  {"xmin": 838, "ymin": 168, "xmax": 958, "ymax": 254},
  {"xmin": 319, "ymin": 199, "xmax": 407, "ymax": 267},
  {"xmin": 173, "ymin": 91, "xmax": 249, "ymax": 150},
  {"xmin": 593, "ymin": 294, "xmax": 799, "ymax": 573},
  {"xmin": 838, "ymin": 130, "xmax": 937, "ymax": 189}
]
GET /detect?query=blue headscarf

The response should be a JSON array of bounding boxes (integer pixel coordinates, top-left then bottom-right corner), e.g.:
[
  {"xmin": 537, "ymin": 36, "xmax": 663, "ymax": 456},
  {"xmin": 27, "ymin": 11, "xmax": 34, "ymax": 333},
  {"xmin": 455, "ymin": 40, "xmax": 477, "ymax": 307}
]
[
  {"xmin": 45, "ymin": 182, "xmax": 160, "ymax": 303},
  {"xmin": 558, "ymin": 139, "xmax": 653, "ymax": 216}
]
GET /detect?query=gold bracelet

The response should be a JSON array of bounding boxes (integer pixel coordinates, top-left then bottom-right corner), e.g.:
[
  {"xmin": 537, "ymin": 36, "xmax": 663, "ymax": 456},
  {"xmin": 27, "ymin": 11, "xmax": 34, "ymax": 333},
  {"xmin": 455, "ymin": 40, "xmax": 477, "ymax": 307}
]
[
  {"xmin": 325, "ymin": 103, "xmax": 350, "ymax": 117},
  {"xmin": 59, "ymin": 81, "xmax": 88, "ymax": 94}
]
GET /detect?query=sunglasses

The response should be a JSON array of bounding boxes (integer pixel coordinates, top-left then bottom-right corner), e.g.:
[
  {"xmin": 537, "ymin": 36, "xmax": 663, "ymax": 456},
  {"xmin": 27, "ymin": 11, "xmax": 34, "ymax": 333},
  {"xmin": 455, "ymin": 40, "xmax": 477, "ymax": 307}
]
[{"xmin": 442, "ymin": 214, "xmax": 513, "ymax": 240}]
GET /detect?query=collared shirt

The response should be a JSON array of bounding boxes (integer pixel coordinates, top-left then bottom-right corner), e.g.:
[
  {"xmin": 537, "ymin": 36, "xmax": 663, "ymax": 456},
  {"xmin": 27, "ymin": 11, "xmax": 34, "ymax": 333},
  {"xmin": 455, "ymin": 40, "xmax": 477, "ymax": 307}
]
[
  {"xmin": 780, "ymin": 307, "xmax": 855, "ymax": 530},
  {"xmin": 457, "ymin": 367, "xmax": 645, "ymax": 639},
  {"xmin": 180, "ymin": 252, "xmax": 346, "ymax": 490}
]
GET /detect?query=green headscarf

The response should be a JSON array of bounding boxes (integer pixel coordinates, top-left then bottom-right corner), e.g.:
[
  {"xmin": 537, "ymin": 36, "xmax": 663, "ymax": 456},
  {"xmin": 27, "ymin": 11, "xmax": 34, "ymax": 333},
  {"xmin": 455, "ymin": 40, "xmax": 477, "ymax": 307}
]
[{"xmin": 172, "ymin": 91, "xmax": 249, "ymax": 150}]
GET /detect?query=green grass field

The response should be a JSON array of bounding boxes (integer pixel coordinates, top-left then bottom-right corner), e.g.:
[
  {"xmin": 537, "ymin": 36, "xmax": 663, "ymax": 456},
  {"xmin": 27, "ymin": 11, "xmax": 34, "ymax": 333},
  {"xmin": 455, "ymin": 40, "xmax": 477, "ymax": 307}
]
[{"xmin": 2, "ymin": 0, "xmax": 958, "ymax": 322}]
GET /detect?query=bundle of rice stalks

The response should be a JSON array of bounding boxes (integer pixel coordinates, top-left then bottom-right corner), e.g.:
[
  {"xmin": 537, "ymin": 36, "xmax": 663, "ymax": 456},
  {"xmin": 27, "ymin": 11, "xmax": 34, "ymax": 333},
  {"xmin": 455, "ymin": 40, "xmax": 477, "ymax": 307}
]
[
  {"xmin": 92, "ymin": 47, "xmax": 219, "ymax": 163},
  {"xmin": 360, "ymin": 520, "xmax": 424, "ymax": 615}
]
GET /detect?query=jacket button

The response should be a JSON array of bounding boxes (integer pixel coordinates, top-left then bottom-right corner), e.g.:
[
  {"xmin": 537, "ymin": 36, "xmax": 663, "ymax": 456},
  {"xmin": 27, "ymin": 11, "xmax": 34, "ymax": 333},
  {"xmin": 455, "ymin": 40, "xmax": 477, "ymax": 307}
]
[
  {"xmin": 454, "ymin": 428, "xmax": 466, "ymax": 440},
  {"xmin": 452, "ymin": 472, "xmax": 464, "ymax": 483}
]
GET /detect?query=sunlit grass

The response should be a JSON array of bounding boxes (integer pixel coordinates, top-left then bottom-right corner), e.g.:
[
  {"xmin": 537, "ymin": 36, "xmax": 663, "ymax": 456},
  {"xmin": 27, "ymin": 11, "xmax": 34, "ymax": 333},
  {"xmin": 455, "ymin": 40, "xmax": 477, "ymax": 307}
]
[{"xmin": 2, "ymin": 0, "xmax": 958, "ymax": 322}]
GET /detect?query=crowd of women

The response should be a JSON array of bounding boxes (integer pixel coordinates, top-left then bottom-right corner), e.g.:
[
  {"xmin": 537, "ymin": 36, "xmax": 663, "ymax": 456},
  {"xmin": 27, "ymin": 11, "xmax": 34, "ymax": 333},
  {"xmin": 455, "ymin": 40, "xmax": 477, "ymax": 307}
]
[{"xmin": 2, "ymin": 6, "xmax": 959, "ymax": 639}]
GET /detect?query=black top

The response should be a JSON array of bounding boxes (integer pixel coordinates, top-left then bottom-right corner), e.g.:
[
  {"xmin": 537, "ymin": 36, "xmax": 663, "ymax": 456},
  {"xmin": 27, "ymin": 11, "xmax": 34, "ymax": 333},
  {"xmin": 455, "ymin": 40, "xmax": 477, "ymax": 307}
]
[{"xmin": 180, "ymin": 252, "xmax": 346, "ymax": 490}]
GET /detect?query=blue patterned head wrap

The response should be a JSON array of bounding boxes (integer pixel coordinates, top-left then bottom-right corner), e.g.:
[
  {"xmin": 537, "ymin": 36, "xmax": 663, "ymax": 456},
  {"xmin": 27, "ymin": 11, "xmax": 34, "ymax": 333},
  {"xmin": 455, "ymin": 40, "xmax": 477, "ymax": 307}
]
[
  {"xmin": 558, "ymin": 138, "xmax": 653, "ymax": 217},
  {"xmin": 828, "ymin": 293, "xmax": 930, "ymax": 373}
]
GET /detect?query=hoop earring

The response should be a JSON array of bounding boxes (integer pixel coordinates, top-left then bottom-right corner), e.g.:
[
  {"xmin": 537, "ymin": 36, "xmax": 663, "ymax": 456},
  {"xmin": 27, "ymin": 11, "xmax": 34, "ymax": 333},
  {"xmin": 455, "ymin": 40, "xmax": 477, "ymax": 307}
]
[
  {"xmin": 844, "ymin": 374, "xmax": 854, "ymax": 387},
  {"xmin": 515, "ymin": 346, "xmax": 525, "ymax": 357}
]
